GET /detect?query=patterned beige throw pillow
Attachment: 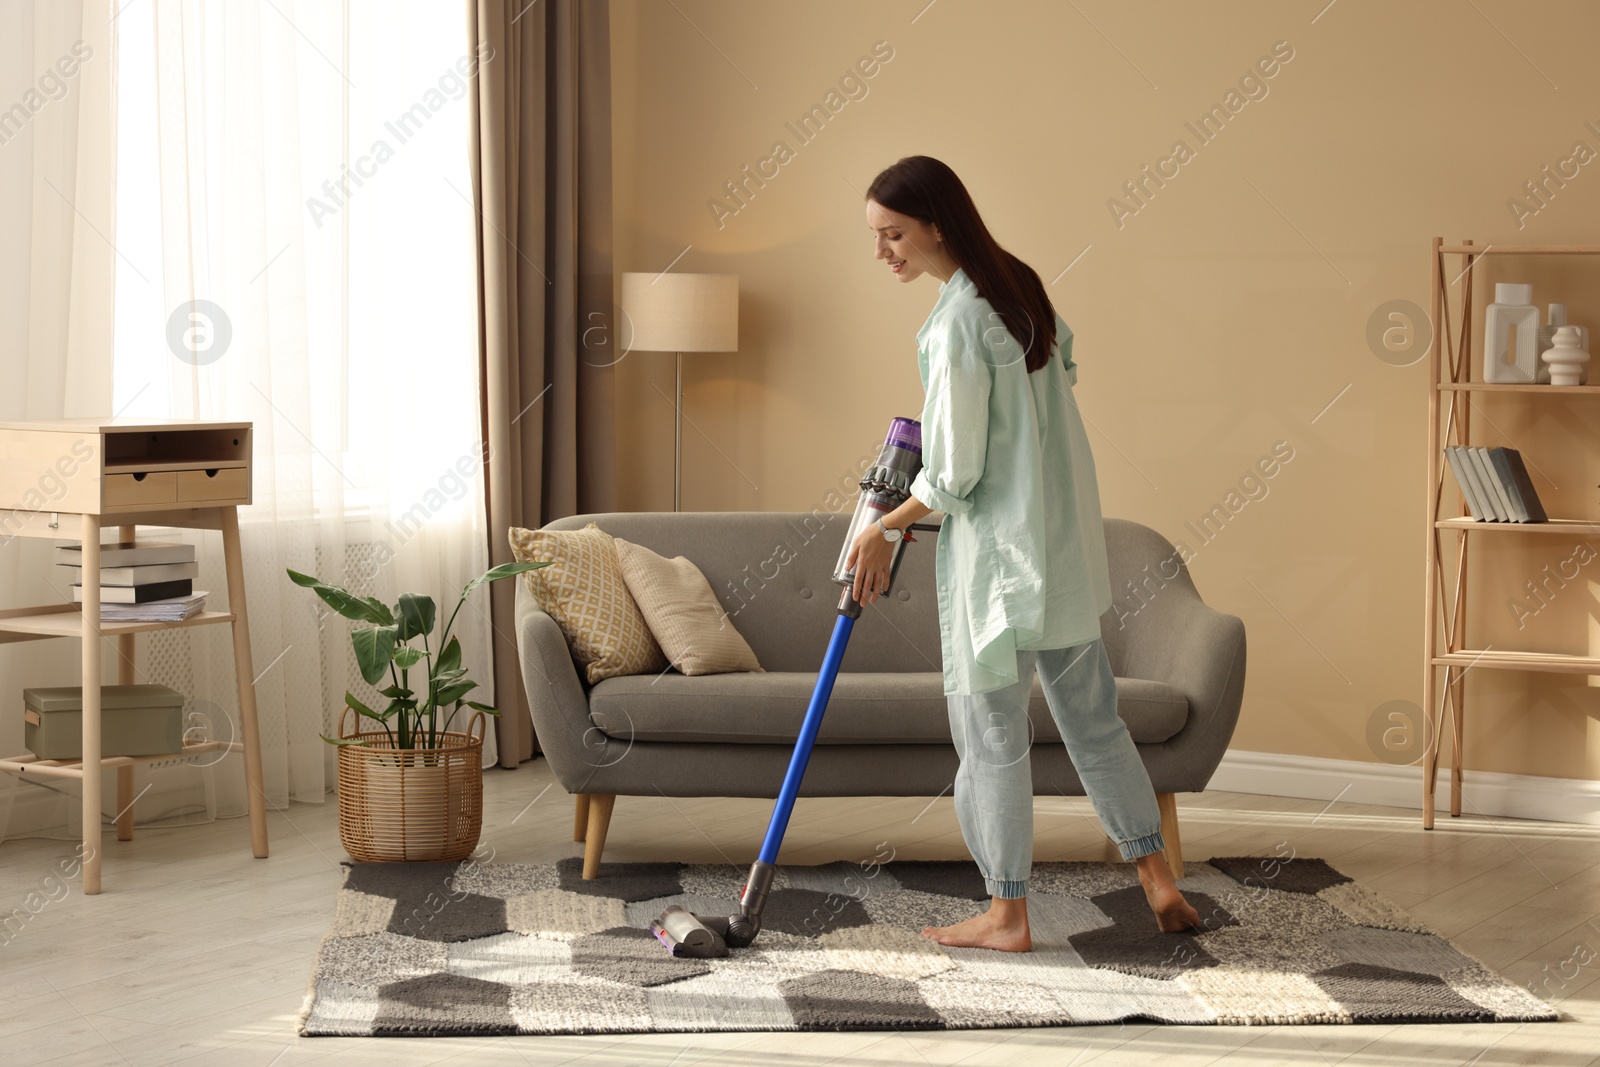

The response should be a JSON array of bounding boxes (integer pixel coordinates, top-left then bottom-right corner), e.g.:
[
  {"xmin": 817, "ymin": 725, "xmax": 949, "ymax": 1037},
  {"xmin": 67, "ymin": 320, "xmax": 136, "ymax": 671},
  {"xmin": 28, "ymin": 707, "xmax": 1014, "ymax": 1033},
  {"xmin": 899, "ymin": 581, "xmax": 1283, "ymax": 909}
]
[
  {"xmin": 613, "ymin": 538, "xmax": 763, "ymax": 676},
  {"xmin": 508, "ymin": 523, "xmax": 668, "ymax": 684}
]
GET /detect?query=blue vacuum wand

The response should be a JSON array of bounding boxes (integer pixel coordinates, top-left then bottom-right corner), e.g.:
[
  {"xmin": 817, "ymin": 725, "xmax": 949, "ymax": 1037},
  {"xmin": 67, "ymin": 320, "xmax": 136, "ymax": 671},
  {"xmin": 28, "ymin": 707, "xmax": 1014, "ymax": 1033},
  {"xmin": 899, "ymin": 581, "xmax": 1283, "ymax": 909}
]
[{"xmin": 651, "ymin": 417, "xmax": 935, "ymax": 958}]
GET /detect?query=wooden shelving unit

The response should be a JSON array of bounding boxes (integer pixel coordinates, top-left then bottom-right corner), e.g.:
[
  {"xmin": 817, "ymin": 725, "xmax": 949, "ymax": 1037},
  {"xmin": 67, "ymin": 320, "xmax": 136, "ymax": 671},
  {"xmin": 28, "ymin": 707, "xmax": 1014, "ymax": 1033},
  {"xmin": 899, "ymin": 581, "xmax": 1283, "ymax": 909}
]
[
  {"xmin": 0, "ymin": 417, "xmax": 268, "ymax": 892},
  {"xmin": 1423, "ymin": 239, "xmax": 1600, "ymax": 828},
  {"xmin": 0, "ymin": 604, "xmax": 236, "ymax": 639}
]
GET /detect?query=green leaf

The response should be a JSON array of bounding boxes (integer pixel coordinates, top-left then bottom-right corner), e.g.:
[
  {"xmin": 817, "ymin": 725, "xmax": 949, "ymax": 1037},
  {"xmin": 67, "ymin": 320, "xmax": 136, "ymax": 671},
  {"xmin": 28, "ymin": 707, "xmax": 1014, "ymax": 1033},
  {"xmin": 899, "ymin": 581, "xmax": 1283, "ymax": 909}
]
[
  {"xmin": 344, "ymin": 694, "xmax": 390, "ymax": 726},
  {"xmin": 287, "ymin": 569, "xmax": 394, "ymax": 625},
  {"xmin": 379, "ymin": 684, "xmax": 413, "ymax": 699},
  {"xmin": 351, "ymin": 625, "xmax": 397, "ymax": 685},
  {"xmin": 465, "ymin": 699, "xmax": 502, "ymax": 717},
  {"xmin": 392, "ymin": 646, "xmax": 426, "ymax": 670},
  {"xmin": 436, "ymin": 635, "xmax": 462, "ymax": 676},
  {"xmin": 286, "ymin": 568, "xmax": 323, "ymax": 588},
  {"xmin": 461, "ymin": 560, "xmax": 549, "ymax": 598},
  {"xmin": 396, "ymin": 593, "xmax": 436, "ymax": 642},
  {"xmin": 343, "ymin": 692, "xmax": 387, "ymax": 720},
  {"xmin": 434, "ymin": 679, "xmax": 478, "ymax": 706},
  {"xmin": 321, "ymin": 734, "xmax": 366, "ymax": 746}
]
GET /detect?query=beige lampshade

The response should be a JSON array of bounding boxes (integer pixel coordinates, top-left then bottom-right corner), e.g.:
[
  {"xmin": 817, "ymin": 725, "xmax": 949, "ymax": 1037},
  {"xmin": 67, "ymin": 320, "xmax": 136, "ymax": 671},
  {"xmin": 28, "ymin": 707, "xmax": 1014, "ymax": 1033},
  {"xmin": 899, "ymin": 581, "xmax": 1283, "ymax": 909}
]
[{"xmin": 620, "ymin": 272, "xmax": 739, "ymax": 353}]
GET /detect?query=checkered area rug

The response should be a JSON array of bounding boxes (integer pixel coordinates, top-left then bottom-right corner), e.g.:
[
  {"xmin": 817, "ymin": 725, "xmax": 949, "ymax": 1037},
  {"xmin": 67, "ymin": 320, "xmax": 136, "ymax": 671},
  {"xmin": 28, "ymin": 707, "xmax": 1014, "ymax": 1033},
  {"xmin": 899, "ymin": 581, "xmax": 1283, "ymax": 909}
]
[{"xmin": 297, "ymin": 855, "xmax": 1556, "ymax": 1035}]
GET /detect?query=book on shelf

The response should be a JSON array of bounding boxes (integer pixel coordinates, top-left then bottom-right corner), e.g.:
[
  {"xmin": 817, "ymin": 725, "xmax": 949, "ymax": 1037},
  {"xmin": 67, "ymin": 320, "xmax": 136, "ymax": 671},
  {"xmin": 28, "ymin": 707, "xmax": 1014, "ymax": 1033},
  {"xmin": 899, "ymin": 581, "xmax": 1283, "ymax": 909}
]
[
  {"xmin": 92, "ymin": 591, "xmax": 208, "ymax": 622},
  {"xmin": 54, "ymin": 541, "xmax": 197, "ymax": 567},
  {"xmin": 71, "ymin": 579, "xmax": 194, "ymax": 604},
  {"xmin": 1465, "ymin": 447, "xmax": 1508, "ymax": 519},
  {"xmin": 1473, "ymin": 447, "xmax": 1520, "ymax": 520},
  {"xmin": 1482, "ymin": 447, "xmax": 1527, "ymax": 521},
  {"xmin": 1443, "ymin": 447, "xmax": 1487, "ymax": 519},
  {"xmin": 1453, "ymin": 445, "xmax": 1502, "ymax": 519},
  {"xmin": 58, "ymin": 562, "xmax": 199, "ymax": 586},
  {"xmin": 1442, "ymin": 445, "xmax": 1547, "ymax": 523},
  {"xmin": 1489, "ymin": 447, "xmax": 1547, "ymax": 522}
]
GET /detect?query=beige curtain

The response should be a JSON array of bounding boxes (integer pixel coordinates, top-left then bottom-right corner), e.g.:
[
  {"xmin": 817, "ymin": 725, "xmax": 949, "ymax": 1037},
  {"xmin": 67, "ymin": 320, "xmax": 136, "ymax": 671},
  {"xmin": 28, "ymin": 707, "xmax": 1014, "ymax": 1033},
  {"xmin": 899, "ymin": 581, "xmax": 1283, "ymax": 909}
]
[{"xmin": 468, "ymin": 0, "xmax": 617, "ymax": 766}]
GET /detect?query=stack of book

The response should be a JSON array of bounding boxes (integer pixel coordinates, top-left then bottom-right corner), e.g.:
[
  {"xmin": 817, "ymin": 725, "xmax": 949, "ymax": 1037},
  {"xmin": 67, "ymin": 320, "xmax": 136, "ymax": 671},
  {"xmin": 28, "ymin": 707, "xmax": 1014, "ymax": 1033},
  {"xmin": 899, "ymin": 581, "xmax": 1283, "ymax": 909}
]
[
  {"xmin": 57, "ymin": 541, "xmax": 209, "ymax": 621},
  {"xmin": 1443, "ymin": 446, "xmax": 1547, "ymax": 522}
]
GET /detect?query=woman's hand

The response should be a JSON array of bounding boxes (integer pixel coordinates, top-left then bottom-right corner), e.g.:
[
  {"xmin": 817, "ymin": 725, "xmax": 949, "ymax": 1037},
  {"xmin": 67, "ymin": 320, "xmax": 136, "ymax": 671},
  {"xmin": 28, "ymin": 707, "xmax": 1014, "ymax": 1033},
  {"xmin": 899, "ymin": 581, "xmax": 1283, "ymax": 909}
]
[{"xmin": 844, "ymin": 522, "xmax": 896, "ymax": 605}]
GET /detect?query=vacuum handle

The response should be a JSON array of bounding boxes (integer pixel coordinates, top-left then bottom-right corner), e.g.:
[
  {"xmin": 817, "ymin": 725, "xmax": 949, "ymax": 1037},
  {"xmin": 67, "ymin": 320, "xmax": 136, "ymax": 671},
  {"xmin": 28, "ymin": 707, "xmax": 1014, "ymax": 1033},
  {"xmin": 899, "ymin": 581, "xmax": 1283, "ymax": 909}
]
[{"xmin": 836, "ymin": 518, "xmax": 941, "ymax": 618}]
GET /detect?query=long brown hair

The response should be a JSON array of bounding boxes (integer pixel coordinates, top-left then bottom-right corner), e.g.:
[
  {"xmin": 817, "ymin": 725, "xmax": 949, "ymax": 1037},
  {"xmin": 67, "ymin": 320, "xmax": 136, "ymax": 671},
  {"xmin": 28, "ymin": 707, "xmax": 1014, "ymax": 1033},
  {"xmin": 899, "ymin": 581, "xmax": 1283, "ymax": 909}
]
[{"xmin": 866, "ymin": 155, "xmax": 1057, "ymax": 373}]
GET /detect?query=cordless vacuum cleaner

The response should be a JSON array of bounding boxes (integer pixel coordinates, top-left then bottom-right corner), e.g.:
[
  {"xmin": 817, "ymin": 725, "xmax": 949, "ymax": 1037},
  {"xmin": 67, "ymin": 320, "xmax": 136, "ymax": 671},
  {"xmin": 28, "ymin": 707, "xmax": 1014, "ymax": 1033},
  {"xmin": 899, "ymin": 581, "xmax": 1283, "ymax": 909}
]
[{"xmin": 651, "ymin": 416, "xmax": 937, "ymax": 959}]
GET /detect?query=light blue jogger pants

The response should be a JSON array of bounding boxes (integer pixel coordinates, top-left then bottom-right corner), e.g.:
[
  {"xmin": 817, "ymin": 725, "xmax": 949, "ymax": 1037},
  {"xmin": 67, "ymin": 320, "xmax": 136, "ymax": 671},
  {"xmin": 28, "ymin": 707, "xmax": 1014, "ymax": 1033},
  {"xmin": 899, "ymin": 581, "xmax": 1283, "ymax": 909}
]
[{"xmin": 946, "ymin": 638, "xmax": 1165, "ymax": 899}]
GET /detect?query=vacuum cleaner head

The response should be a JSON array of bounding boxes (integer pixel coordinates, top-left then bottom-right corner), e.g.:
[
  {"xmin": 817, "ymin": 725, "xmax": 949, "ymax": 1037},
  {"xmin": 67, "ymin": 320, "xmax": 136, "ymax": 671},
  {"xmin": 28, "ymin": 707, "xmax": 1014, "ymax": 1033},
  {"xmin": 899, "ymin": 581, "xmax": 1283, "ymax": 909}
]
[
  {"xmin": 650, "ymin": 906, "xmax": 729, "ymax": 959},
  {"xmin": 652, "ymin": 861, "xmax": 773, "ymax": 958}
]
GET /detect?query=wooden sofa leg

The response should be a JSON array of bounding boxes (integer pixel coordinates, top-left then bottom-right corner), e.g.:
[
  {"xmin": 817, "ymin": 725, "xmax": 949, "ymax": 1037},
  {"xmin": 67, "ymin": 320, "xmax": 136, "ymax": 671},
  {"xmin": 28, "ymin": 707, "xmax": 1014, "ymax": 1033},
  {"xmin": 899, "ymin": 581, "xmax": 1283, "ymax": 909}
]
[
  {"xmin": 581, "ymin": 794, "xmax": 616, "ymax": 880},
  {"xmin": 1157, "ymin": 792, "xmax": 1184, "ymax": 881},
  {"xmin": 573, "ymin": 793, "xmax": 590, "ymax": 842}
]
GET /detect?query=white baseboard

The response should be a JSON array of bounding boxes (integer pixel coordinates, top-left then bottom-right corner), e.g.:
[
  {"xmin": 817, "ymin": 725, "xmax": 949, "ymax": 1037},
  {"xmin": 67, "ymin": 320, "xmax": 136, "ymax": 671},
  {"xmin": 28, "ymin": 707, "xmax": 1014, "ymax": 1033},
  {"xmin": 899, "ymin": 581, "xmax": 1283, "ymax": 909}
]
[
  {"xmin": 1, "ymin": 780, "xmax": 78, "ymax": 838},
  {"xmin": 1210, "ymin": 749, "xmax": 1600, "ymax": 826},
  {"xmin": 0, "ymin": 773, "xmax": 206, "ymax": 840}
]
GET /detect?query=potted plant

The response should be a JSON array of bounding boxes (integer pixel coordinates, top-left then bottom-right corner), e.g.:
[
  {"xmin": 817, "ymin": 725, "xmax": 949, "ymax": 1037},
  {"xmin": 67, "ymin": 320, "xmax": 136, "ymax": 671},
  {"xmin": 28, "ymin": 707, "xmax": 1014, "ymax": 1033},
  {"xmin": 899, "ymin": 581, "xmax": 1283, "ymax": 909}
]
[{"xmin": 288, "ymin": 560, "xmax": 548, "ymax": 861}]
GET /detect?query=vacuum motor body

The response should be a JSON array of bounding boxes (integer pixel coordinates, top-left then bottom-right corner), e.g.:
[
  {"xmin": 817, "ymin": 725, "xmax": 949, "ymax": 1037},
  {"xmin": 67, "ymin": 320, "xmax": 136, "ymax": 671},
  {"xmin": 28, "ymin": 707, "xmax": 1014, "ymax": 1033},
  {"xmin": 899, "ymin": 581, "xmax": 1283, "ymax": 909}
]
[{"xmin": 831, "ymin": 416, "xmax": 924, "ymax": 592}]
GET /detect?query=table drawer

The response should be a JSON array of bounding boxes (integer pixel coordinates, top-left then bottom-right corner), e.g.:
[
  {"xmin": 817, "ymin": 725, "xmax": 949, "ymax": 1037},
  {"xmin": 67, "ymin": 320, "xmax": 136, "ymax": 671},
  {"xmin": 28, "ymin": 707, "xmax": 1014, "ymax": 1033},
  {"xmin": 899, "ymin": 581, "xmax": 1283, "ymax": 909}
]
[
  {"xmin": 103, "ymin": 471, "xmax": 177, "ymax": 507},
  {"xmin": 176, "ymin": 467, "xmax": 248, "ymax": 503}
]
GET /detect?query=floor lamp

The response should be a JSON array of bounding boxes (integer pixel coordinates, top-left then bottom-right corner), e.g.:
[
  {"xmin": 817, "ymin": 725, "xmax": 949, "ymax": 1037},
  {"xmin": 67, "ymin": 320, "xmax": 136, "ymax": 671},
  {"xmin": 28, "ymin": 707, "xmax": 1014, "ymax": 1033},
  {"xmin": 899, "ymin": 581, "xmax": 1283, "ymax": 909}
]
[{"xmin": 619, "ymin": 272, "xmax": 739, "ymax": 512}]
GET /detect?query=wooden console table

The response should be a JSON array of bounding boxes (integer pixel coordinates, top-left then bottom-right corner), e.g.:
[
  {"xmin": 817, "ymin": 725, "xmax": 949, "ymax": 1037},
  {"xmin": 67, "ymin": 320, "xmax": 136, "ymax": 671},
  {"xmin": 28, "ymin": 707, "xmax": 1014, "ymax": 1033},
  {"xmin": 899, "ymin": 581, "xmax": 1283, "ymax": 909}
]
[{"xmin": 0, "ymin": 417, "xmax": 268, "ymax": 892}]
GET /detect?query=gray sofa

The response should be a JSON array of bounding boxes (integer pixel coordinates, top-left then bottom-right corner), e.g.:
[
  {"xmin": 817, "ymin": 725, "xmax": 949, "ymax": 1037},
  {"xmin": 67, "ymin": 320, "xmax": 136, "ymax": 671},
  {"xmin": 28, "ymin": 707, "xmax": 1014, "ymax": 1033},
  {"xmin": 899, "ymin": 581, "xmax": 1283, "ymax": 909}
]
[{"xmin": 514, "ymin": 511, "xmax": 1246, "ymax": 880}]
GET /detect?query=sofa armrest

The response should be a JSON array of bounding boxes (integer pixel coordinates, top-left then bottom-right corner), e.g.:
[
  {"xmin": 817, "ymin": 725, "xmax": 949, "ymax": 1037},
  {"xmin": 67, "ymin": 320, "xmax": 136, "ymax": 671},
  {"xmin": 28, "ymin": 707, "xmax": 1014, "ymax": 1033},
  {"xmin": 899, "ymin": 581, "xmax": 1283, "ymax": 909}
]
[
  {"xmin": 513, "ymin": 579, "xmax": 606, "ymax": 794},
  {"xmin": 1125, "ymin": 597, "xmax": 1247, "ymax": 792}
]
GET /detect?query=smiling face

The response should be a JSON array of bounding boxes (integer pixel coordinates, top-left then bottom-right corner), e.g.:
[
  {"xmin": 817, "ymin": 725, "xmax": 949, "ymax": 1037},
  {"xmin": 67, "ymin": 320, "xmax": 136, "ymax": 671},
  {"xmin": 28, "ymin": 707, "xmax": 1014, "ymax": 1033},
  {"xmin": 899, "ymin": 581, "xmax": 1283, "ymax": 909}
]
[{"xmin": 866, "ymin": 198, "xmax": 955, "ymax": 284}]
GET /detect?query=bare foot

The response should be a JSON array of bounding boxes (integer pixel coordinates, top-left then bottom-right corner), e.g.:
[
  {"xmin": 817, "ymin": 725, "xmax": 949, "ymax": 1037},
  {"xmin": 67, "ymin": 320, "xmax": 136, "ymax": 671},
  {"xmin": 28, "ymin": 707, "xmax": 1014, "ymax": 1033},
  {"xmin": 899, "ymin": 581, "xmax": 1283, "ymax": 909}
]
[
  {"xmin": 920, "ymin": 898, "xmax": 1032, "ymax": 952},
  {"xmin": 1142, "ymin": 876, "xmax": 1201, "ymax": 932},
  {"xmin": 1136, "ymin": 855, "xmax": 1200, "ymax": 932}
]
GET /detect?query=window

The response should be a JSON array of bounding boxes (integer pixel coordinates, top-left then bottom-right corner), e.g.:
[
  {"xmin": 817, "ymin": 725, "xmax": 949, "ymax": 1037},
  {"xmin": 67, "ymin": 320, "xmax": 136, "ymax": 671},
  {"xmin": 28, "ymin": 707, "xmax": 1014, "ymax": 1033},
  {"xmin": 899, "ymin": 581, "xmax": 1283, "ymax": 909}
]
[{"xmin": 111, "ymin": 1, "xmax": 483, "ymax": 526}]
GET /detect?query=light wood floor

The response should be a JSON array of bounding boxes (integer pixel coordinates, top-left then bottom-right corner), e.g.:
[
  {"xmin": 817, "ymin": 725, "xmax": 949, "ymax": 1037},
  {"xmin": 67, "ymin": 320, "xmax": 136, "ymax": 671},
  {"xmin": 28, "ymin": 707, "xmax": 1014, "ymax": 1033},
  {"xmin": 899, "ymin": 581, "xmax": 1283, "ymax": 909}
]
[{"xmin": 1, "ymin": 759, "xmax": 1597, "ymax": 1066}]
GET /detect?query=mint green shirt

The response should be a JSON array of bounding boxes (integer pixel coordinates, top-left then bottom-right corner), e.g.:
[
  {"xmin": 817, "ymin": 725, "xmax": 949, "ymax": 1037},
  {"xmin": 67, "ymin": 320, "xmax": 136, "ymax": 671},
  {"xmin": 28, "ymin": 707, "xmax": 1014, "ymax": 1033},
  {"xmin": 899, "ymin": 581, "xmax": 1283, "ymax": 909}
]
[{"xmin": 907, "ymin": 267, "xmax": 1113, "ymax": 696}]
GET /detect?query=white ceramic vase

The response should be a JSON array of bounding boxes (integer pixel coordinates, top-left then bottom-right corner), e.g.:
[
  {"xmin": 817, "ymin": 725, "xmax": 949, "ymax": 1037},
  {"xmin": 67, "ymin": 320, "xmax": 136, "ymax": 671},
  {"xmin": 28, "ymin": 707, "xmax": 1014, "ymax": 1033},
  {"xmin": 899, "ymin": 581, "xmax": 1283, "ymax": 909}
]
[
  {"xmin": 1542, "ymin": 325, "xmax": 1591, "ymax": 386},
  {"xmin": 1535, "ymin": 304, "xmax": 1590, "ymax": 384},
  {"xmin": 1484, "ymin": 283, "xmax": 1541, "ymax": 383}
]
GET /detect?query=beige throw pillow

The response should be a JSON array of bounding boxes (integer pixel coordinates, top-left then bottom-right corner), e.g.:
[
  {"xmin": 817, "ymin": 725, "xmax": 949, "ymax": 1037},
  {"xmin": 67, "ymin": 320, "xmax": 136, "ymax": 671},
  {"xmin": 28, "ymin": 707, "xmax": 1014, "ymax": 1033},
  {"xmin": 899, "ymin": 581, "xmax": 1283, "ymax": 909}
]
[
  {"xmin": 508, "ymin": 523, "xmax": 668, "ymax": 684},
  {"xmin": 613, "ymin": 538, "xmax": 764, "ymax": 676}
]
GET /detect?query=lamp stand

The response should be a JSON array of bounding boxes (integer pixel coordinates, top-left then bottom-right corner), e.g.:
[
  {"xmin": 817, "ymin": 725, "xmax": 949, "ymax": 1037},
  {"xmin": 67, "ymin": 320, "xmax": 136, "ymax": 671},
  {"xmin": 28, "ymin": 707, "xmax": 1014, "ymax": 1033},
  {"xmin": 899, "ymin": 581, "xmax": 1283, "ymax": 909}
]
[{"xmin": 674, "ymin": 350, "xmax": 682, "ymax": 512}]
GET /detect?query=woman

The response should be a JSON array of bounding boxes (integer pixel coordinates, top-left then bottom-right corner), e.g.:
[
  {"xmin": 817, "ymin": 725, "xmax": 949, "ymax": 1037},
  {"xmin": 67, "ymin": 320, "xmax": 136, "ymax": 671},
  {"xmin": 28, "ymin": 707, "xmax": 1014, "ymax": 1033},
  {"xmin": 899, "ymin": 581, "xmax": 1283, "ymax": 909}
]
[{"xmin": 843, "ymin": 155, "xmax": 1200, "ymax": 952}]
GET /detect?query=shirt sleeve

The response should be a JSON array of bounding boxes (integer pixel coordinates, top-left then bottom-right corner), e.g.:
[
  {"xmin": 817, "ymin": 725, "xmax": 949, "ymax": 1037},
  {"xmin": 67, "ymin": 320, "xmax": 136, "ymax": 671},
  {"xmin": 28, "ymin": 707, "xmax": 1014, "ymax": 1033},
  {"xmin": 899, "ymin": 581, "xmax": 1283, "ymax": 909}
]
[
  {"xmin": 909, "ymin": 320, "xmax": 992, "ymax": 516},
  {"xmin": 1057, "ymin": 313, "xmax": 1077, "ymax": 387}
]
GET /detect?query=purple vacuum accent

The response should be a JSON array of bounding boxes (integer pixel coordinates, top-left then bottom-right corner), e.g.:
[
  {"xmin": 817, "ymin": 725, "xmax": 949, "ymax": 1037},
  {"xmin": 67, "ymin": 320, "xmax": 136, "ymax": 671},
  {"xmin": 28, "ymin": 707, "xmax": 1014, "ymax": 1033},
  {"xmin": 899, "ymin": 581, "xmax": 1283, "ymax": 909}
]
[{"xmin": 885, "ymin": 416, "xmax": 922, "ymax": 455}]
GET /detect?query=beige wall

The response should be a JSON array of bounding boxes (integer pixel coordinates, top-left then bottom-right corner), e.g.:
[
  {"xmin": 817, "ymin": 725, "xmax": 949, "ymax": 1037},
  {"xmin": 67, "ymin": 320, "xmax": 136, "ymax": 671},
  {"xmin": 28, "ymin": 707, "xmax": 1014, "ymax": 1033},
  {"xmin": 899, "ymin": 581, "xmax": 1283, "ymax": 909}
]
[{"xmin": 610, "ymin": 0, "xmax": 1600, "ymax": 783}]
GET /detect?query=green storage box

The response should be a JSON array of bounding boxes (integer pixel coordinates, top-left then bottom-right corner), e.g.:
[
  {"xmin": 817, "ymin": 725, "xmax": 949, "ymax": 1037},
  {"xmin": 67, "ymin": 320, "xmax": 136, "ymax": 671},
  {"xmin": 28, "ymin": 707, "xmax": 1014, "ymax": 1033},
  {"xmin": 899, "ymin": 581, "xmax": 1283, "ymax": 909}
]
[{"xmin": 23, "ymin": 685, "xmax": 186, "ymax": 760}]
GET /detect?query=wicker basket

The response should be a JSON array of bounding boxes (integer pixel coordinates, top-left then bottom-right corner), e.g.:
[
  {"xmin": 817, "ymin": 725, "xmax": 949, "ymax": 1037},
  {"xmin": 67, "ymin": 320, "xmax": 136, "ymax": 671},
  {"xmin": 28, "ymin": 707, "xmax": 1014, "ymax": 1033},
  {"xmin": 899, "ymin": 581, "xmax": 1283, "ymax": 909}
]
[{"xmin": 334, "ymin": 707, "xmax": 485, "ymax": 862}]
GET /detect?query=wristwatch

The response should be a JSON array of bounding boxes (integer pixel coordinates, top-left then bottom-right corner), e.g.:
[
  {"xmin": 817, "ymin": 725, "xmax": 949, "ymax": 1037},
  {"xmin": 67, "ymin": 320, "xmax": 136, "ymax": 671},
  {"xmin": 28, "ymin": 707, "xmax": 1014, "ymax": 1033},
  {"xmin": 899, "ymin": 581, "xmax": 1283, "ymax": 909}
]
[{"xmin": 876, "ymin": 518, "xmax": 903, "ymax": 543}]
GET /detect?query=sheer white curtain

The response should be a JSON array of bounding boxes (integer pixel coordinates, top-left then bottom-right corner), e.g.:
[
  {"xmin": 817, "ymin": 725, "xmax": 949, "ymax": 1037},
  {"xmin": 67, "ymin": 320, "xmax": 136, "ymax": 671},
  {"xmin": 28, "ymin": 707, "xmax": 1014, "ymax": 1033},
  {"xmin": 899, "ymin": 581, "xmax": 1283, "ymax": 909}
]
[
  {"xmin": 108, "ymin": 0, "xmax": 494, "ymax": 823},
  {"xmin": 0, "ymin": 1, "xmax": 118, "ymax": 839}
]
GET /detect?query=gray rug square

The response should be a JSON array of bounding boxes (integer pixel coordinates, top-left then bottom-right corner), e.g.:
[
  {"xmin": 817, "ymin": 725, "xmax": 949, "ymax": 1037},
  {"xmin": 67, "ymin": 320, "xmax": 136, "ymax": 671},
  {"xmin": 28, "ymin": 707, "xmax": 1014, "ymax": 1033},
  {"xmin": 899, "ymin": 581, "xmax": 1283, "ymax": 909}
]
[{"xmin": 298, "ymin": 856, "xmax": 1557, "ymax": 1035}]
